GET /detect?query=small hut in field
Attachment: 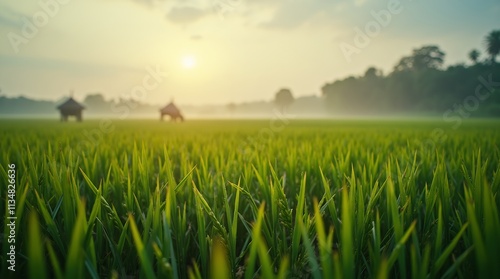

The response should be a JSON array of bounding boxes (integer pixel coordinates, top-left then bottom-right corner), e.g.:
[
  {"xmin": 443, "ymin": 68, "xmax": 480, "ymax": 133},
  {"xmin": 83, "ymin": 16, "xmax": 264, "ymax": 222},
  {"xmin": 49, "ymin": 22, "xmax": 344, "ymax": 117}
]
[
  {"xmin": 160, "ymin": 101, "xmax": 184, "ymax": 122},
  {"xmin": 57, "ymin": 97, "xmax": 85, "ymax": 122}
]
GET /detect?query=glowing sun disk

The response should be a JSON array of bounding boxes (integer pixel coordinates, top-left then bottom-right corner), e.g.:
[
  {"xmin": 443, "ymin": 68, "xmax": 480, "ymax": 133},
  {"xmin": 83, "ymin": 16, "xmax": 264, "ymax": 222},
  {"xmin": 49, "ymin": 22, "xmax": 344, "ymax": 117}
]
[{"xmin": 182, "ymin": 55, "xmax": 196, "ymax": 69}]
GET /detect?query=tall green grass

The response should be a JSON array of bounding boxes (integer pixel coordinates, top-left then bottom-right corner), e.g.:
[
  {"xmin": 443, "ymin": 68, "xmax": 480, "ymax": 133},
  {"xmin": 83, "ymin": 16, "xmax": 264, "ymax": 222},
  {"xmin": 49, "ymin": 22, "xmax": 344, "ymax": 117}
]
[{"xmin": 1, "ymin": 119, "xmax": 500, "ymax": 278}]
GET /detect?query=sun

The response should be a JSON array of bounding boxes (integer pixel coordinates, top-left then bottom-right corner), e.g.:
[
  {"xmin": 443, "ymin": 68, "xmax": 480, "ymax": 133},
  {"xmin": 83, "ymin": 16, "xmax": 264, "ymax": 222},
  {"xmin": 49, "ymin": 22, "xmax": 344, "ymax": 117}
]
[{"xmin": 181, "ymin": 55, "xmax": 196, "ymax": 69}]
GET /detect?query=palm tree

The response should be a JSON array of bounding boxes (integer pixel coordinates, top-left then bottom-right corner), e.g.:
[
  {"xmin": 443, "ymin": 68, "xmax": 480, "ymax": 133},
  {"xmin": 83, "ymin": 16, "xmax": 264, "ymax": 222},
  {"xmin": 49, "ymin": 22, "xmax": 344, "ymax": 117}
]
[
  {"xmin": 468, "ymin": 49, "xmax": 480, "ymax": 64},
  {"xmin": 484, "ymin": 30, "xmax": 500, "ymax": 63}
]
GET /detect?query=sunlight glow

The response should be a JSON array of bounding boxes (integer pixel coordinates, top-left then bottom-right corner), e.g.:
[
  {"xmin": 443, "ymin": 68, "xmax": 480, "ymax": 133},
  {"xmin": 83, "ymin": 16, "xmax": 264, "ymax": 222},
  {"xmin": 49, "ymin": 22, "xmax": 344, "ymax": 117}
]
[{"xmin": 182, "ymin": 55, "xmax": 197, "ymax": 69}]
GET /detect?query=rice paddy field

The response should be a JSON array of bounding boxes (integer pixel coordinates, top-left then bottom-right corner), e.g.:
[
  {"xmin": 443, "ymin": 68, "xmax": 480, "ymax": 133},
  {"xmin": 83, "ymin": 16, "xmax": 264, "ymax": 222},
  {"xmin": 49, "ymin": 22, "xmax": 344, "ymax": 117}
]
[{"xmin": 1, "ymin": 119, "xmax": 500, "ymax": 279}]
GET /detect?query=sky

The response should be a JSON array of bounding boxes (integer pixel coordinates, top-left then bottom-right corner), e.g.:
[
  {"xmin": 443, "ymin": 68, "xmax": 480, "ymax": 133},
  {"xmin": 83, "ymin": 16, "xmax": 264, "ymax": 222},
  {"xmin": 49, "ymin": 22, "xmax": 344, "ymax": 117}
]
[{"xmin": 0, "ymin": 0, "xmax": 498, "ymax": 105}]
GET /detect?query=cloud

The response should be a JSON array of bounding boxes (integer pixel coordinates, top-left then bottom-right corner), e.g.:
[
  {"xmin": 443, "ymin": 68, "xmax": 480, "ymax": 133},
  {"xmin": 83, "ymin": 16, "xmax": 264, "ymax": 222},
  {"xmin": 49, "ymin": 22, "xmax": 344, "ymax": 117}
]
[
  {"xmin": 0, "ymin": 4, "xmax": 27, "ymax": 29},
  {"xmin": 132, "ymin": 0, "xmax": 163, "ymax": 7},
  {"xmin": 127, "ymin": 0, "xmax": 211, "ymax": 25},
  {"xmin": 260, "ymin": 1, "xmax": 339, "ymax": 29},
  {"xmin": 128, "ymin": 0, "xmax": 364, "ymax": 29},
  {"xmin": 165, "ymin": 6, "xmax": 208, "ymax": 25},
  {"xmin": 128, "ymin": 0, "xmax": 335, "ymax": 28},
  {"xmin": 354, "ymin": 0, "xmax": 369, "ymax": 7},
  {"xmin": 190, "ymin": 34, "xmax": 203, "ymax": 41}
]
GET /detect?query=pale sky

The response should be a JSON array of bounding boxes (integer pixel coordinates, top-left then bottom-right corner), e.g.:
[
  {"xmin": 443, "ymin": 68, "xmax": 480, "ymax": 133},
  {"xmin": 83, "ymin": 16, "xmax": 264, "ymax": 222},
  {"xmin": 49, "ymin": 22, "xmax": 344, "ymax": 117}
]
[{"xmin": 0, "ymin": 0, "xmax": 498, "ymax": 105}]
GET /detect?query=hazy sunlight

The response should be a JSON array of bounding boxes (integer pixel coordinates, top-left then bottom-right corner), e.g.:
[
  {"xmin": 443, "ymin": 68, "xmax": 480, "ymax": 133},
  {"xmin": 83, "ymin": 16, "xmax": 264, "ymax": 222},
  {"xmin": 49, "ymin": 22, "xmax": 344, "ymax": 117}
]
[{"xmin": 181, "ymin": 55, "xmax": 197, "ymax": 69}]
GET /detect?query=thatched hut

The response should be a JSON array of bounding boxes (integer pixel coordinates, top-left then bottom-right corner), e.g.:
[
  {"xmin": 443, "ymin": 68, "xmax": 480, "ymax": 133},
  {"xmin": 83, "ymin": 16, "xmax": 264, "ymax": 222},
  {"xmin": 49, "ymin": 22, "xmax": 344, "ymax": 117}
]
[
  {"xmin": 57, "ymin": 97, "xmax": 85, "ymax": 121},
  {"xmin": 160, "ymin": 101, "xmax": 184, "ymax": 122}
]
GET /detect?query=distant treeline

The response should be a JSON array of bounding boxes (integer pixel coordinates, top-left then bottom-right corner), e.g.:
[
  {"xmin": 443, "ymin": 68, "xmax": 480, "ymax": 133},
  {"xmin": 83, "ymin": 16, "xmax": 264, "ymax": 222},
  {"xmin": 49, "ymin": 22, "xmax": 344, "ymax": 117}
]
[
  {"xmin": 323, "ymin": 61, "xmax": 500, "ymax": 116},
  {"xmin": 0, "ymin": 96, "xmax": 56, "ymax": 115},
  {"xmin": 2, "ymin": 30, "xmax": 499, "ymax": 117},
  {"xmin": 322, "ymin": 30, "xmax": 500, "ymax": 116},
  {"xmin": 0, "ymin": 95, "xmax": 159, "ymax": 116}
]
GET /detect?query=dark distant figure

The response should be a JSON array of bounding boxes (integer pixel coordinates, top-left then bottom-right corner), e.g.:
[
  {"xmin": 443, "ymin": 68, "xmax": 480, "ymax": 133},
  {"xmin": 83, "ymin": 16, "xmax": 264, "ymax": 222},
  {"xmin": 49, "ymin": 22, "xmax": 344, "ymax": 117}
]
[
  {"xmin": 160, "ymin": 101, "xmax": 184, "ymax": 122},
  {"xmin": 57, "ymin": 97, "xmax": 85, "ymax": 122}
]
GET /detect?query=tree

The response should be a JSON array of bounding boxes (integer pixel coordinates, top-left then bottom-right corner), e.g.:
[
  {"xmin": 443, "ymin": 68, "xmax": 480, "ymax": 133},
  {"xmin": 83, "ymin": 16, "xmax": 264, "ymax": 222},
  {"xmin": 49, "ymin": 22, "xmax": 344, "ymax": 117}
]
[
  {"xmin": 394, "ymin": 45, "xmax": 445, "ymax": 72},
  {"xmin": 84, "ymin": 93, "xmax": 106, "ymax": 105},
  {"xmin": 274, "ymin": 88, "xmax": 294, "ymax": 112},
  {"xmin": 364, "ymin": 67, "xmax": 383, "ymax": 79},
  {"xmin": 83, "ymin": 93, "xmax": 109, "ymax": 111},
  {"xmin": 485, "ymin": 30, "xmax": 500, "ymax": 63},
  {"xmin": 468, "ymin": 49, "xmax": 480, "ymax": 64}
]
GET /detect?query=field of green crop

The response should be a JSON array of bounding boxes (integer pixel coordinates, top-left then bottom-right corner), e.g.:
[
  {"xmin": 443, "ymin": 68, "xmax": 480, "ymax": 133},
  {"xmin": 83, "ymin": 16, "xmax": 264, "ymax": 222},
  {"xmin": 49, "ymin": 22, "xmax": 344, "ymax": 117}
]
[{"xmin": 1, "ymin": 119, "xmax": 500, "ymax": 279}]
